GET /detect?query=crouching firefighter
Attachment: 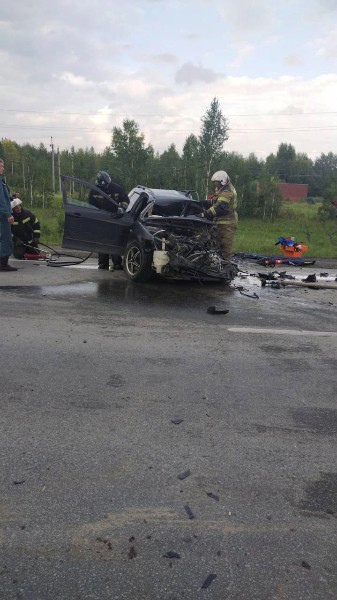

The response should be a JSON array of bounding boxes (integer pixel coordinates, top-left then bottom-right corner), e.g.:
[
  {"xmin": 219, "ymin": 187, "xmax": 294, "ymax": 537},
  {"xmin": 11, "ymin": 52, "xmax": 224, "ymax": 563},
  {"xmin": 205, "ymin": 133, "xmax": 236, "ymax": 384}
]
[
  {"xmin": 10, "ymin": 198, "xmax": 41, "ymax": 259},
  {"xmin": 204, "ymin": 170, "xmax": 238, "ymax": 262}
]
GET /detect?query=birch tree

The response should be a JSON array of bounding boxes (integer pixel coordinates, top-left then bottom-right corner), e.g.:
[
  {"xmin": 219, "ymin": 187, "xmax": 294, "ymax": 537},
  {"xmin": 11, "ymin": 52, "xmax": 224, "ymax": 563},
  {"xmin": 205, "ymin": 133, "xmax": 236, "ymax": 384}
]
[{"xmin": 198, "ymin": 98, "xmax": 229, "ymax": 198}]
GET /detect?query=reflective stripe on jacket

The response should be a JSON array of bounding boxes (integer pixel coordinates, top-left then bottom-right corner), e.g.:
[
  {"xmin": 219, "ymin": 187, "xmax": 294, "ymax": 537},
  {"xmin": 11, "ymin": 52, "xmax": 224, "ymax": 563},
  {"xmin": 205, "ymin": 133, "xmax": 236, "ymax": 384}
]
[
  {"xmin": 205, "ymin": 182, "xmax": 238, "ymax": 225},
  {"xmin": 11, "ymin": 208, "xmax": 41, "ymax": 242}
]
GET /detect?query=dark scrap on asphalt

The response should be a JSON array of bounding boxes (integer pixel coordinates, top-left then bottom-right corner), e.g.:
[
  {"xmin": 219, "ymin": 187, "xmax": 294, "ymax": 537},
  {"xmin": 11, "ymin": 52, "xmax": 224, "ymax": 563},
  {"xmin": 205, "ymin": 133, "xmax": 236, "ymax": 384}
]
[
  {"xmin": 178, "ymin": 469, "xmax": 191, "ymax": 480},
  {"xmin": 207, "ymin": 306, "xmax": 229, "ymax": 314},
  {"xmin": 184, "ymin": 504, "xmax": 196, "ymax": 520},
  {"xmin": 207, "ymin": 492, "xmax": 220, "ymax": 502},
  {"xmin": 163, "ymin": 551, "xmax": 181, "ymax": 559},
  {"xmin": 201, "ymin": 573, "xmax": 217, "ymax": 589}
]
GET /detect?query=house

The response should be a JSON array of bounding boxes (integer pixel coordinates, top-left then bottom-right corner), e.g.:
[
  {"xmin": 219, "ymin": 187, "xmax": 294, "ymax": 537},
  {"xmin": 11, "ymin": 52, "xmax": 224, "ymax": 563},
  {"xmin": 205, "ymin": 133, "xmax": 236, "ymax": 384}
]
[{"xmin": 277, "ymin": 183, "xmax": 308, "ymax": 202}]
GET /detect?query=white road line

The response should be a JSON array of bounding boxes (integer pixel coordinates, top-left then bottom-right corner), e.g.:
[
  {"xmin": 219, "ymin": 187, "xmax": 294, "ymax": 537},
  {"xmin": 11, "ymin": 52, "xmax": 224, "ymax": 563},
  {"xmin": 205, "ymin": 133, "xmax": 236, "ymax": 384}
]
[{"xmin": 228, "ymin": 327, "xmax": 337, "ymax": 337}]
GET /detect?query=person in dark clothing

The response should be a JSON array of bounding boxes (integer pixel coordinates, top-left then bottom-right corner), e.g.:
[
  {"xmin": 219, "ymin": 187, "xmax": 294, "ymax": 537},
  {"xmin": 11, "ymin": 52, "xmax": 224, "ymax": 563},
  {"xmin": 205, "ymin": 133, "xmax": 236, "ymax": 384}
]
[
  {"xmin": 0, "ymin": 158, "xmax": 17, "ymax": 271},
  {"xmin": 89, "ymin": 171, "xmax": 129, "ymax": 270},
  {"xmin": 10, "ymin": 198, "xmax": 41, "ymax": 259}
]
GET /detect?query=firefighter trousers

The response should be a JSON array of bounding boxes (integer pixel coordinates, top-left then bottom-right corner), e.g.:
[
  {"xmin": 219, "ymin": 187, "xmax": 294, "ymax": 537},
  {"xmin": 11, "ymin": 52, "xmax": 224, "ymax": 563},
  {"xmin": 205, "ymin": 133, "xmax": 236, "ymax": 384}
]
[{"xmin": 216, "ymin": 223, "xmax": 237, "ymax": 261}]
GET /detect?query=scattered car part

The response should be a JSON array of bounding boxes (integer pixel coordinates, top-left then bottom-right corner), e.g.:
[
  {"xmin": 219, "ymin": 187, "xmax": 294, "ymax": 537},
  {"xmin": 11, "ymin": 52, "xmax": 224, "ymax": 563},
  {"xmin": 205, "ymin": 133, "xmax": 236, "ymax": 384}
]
[
  {"xmin": 201, "ymin": 574, "xmax": 217, "ymax": 589},
  {"xmin": 184, "ymin": 505, "xmax": 195, "ymax": 520},
  {"xmin": 178, "ymin": 469, "xmax": 191, "ymax": 480},
  {"xmin": 207, "ymin": 306, "xmax": 229, "ymax": 314}
]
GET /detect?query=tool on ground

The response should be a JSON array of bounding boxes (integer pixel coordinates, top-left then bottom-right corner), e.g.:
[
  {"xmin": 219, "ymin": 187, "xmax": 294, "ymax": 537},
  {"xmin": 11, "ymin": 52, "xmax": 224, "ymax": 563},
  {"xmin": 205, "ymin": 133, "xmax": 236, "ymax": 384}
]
[{"xmin": 275, "ymin": 236, "xmax": 309, "ymax": 259}]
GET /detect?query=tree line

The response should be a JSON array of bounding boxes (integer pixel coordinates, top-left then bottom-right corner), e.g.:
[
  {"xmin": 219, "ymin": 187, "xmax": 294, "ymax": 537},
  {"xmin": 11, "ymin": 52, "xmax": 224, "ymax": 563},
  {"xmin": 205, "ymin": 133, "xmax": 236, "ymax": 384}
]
[{"xmin": 1, "ymin": 98, "xmax": 337, "ymax": 220}]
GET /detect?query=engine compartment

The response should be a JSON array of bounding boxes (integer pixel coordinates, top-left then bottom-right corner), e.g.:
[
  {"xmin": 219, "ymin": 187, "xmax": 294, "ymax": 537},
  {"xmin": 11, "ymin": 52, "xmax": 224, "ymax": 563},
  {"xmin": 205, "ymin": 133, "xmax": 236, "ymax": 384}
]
[{"xmin": 145, "ymin": 217, "xmax": 237, "ymax": 281}]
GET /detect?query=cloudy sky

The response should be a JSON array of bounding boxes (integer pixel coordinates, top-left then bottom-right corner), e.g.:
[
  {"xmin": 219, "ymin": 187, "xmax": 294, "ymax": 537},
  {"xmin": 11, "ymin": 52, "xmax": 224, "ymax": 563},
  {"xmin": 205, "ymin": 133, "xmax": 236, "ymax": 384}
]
[{"xmin": 1, "ymin": 0, "xmax": 337, "ymax": 159}]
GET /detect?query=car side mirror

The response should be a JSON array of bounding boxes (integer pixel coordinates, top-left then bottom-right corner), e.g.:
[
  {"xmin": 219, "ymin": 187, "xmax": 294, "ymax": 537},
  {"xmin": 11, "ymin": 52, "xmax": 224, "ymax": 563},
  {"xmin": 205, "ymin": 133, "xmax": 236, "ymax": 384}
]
[{"xmin": 110, "ymin": 206, "xmax": 124, "ymax": 218}]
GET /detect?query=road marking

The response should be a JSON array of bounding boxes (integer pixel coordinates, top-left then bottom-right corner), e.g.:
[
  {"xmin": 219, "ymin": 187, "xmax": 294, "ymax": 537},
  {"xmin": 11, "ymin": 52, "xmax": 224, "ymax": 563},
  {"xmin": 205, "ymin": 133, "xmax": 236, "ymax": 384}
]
[{"xmin": 228, "ymin": 327, "xmax": 337, "ymax": 337}]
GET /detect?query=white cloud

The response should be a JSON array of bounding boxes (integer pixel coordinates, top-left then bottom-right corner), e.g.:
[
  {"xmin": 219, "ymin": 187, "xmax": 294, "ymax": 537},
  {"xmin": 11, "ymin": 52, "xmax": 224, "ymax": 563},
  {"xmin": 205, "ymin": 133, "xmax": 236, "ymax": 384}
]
[
  {"xmin": 175, "ymin": 62, "xmax": 223, "ymax": 85},
  {"xmin": 0, "ymin": 0, "xmax": 336, "ymax": 159},
  {"xmin": 315, "ymin": 26, "xmax": 337, "ymax": 59}
]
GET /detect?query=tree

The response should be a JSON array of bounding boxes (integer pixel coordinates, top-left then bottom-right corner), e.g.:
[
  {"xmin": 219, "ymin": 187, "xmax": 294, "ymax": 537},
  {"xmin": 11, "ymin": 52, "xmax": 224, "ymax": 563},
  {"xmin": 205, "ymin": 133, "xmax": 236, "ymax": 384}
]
[
  {"xmin": 311, "ymin": 152, "xmax": 337, "ymax": 198},
  {"xmin": 157, "ymin": 144, "xmax": 182, "ymax": 189},
  {"xmin": 110, "ymin": 119, "xmax": 154, "ymax": 190},
  {"xmin": 182, "ymin": 134, "xmax": 201, "ymax": 197},
  {"xmin": 198, "ymin": 98, "xmax": 229, "ymax": 198}
]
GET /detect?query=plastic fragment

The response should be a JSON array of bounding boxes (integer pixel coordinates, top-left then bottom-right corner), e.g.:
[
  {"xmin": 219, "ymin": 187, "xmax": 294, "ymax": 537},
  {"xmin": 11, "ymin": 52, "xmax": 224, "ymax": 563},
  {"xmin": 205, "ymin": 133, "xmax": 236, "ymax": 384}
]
[
  {"xmin": 163, "ymin": 551, "xmax": 181, "ymax": 559},
  {"xmin": 184, "ymin": 505, "xmax": 195, "ymax": 520},
  {"xmin": 178, "ymin": 469, "xmax": 191, "ymax": 480},
  {"xmin": 207, "ymin": 492, "xmax": 219, "ymax": 502},
  {"xmin": 201, "ymin": 574, "xmax": 217, "ymax": 589},
  {"xmin": 171, "ymin": 418, "xmax": 184, "ymax": 425},
  {"xmin": 207, "ymin": 306, "xmax": 229, "ymax": 315}
]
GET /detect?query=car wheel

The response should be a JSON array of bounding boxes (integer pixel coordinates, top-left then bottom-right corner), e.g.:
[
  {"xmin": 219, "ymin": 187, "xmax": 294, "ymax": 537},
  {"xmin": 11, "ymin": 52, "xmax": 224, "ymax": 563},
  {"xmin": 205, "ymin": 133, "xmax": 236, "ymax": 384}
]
[{"xmin": 123, "ymin": 241, "xmax": 153, "ymax": 282}]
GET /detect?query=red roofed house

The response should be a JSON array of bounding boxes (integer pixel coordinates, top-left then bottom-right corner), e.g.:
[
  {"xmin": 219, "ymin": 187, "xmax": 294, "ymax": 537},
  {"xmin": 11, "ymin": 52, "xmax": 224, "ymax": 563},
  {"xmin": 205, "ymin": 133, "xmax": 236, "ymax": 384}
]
[{"xmin": 278, "ymin": 183, "xmax": 308, "ymax": 202}]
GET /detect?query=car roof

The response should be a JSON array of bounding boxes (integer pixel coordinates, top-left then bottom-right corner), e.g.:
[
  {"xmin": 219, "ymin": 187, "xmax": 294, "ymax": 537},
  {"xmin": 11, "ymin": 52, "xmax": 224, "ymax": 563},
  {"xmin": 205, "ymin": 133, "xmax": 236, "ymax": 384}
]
[{"xmin": 130, "ymin": 186, "xmax": 196, "ymax": 201}]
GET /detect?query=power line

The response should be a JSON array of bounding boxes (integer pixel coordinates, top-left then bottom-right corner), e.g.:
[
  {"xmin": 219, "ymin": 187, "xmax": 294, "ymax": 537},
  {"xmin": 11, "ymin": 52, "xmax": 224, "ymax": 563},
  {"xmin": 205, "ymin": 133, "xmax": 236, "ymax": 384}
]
[
  {"xmin": 2, "ymin": 123, "xmax": 337, "ymax": 134},
  {"xmin": 0, "ymin": 107, "xmax": 337, "ymax": 118}
]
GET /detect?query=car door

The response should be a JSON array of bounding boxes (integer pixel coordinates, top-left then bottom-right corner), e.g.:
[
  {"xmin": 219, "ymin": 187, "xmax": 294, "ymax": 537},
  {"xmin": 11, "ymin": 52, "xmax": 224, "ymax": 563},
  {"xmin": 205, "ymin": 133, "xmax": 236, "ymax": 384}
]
[{"xmin": 61, "ymin": 175, "xmax": 134, "ymax": 254}]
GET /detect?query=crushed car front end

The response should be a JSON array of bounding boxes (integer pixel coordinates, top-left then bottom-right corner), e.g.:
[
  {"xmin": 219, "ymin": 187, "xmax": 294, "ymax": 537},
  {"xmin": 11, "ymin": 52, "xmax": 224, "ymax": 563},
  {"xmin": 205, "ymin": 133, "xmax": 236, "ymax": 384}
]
[{"xmin": 126, "ymin": 206, "xmax": 238, "ymax": 283}]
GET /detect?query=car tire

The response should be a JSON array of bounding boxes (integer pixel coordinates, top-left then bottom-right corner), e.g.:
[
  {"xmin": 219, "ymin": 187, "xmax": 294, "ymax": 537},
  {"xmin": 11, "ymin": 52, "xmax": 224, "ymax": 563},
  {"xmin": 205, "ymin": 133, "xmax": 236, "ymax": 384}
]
[{"xmin": 123, "ymin": 241, "xmax": 153, "ymax": 282}]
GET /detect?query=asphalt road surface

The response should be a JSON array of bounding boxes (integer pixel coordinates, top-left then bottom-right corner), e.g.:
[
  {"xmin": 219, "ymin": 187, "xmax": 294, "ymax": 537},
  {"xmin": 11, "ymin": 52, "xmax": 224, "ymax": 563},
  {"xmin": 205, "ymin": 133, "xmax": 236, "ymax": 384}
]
[{"xmin": 1, "ymin": 256, "xmax": 337, "ymax": 600}]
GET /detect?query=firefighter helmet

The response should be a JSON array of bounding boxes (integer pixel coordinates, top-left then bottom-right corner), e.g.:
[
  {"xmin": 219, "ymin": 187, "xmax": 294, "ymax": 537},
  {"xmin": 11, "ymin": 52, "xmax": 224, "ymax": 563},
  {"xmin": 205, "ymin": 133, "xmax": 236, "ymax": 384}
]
[
  {"xmin": 211, "ymin": 170, "xmax": 229, "ymax": 186},
  {"xmin": 11, "ymin": 198, "xmax": 22, "ymax": 209},
  {"xmin": 95, "ymin": 171, "xmax": 111, "ymax": 189}
]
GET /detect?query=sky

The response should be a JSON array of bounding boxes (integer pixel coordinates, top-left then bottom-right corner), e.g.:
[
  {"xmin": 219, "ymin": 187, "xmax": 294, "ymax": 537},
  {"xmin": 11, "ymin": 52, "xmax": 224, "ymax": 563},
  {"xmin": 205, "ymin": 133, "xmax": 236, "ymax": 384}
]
[{"xmin": 0, "ymin": 0, "xmax": 337, "ymax": 160}]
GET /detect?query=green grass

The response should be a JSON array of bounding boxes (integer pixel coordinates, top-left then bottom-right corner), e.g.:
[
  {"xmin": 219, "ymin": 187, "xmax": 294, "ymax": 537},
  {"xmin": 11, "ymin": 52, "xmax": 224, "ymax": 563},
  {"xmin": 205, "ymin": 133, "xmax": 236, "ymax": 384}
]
[
  {"xmin": 33, "ymin": 198, "xmax": 337, "ymax": 259},
  {"xmin": 235, "ymin": 202, "xmax": 337, "ymax": 258}
]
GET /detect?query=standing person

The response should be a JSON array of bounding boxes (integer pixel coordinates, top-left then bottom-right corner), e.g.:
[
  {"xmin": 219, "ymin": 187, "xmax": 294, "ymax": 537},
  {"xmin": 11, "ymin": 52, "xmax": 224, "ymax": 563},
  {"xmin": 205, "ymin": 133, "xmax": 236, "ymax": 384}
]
[
  {"xmin": 11, "ymin": 198, "xmax": 41, "ymax": 259},
  {"xmin": 89, "ymin": 171, "xmax": 129, "ymax": 270},
  {"xmin": 204, "ymin": 170, "xmax": 238, "ymax": 261},
  {"xmin": 0, "ymin": 159, "xmax": 17, "ymax": 272}
]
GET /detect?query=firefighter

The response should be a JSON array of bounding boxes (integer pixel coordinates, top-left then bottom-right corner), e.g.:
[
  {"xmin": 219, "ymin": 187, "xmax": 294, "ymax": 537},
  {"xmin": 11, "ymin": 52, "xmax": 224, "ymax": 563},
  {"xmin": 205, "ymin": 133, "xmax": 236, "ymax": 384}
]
[
  {"xmin": 89, "ymin": 171, "xmax": 129, "ymax": 270},
  {"xmin": 10, "ymin": 198, "xmax": 41, "ymax": 259},
  {"xmin": 204, "ymin": 170, "xmax": 238, "ymax": 261}
]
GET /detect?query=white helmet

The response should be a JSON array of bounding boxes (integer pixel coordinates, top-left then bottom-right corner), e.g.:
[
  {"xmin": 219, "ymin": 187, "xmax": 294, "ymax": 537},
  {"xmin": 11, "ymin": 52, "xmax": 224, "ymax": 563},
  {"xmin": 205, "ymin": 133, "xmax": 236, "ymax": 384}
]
[
  {"xmin": 211, "ymin": 170, "xmax": 229, "ymax": 186},
  {"xmin": 11, "ymin": 198, "xmax": 22, "ymax": 209}
]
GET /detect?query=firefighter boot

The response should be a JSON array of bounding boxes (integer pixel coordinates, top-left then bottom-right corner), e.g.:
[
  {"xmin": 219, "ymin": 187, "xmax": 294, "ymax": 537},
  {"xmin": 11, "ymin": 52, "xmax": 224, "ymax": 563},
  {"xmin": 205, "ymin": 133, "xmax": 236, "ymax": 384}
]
[{"xmin": 0, "ymin": 256, "xmax": 18, "ymax": 271}]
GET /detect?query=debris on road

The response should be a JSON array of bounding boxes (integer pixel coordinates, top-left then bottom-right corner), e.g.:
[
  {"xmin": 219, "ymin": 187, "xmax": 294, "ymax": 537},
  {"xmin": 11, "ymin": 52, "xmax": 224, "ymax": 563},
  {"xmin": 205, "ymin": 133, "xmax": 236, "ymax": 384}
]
[
  {"xmin": 301, "ymin": 560, "xmax": 311, "ymax": 570},
  {"xmin": 207, "ymin": 492, "xmax": 220, "ymax": 502},
  {"xmin": 207, "ymin": 306, "xmax": 229, "ymax": 315},
  {"xmin": 171, "ymin": 418, "xmax": 184, "ymax": 425},
  {"xmin": 201, "ymin": 573, "xmax": 217, "ymax": 589},
  {"xmin": 178, "ymin": 469, "xmax": 191, "ymax": 480},
  {"xmin": 128, "ymin": 546, "xmax": 137, "ymax": 559},
  {"xmin": 13, "ymin": 480, "xmax": 25, "ymax": 485},
  {"xmin": 184, "ymin": 504, "xmax": 195, "ymax": 520},
  {"xmin": 163, "ymin": 551, "xmax": 181, "ymax": 559}
]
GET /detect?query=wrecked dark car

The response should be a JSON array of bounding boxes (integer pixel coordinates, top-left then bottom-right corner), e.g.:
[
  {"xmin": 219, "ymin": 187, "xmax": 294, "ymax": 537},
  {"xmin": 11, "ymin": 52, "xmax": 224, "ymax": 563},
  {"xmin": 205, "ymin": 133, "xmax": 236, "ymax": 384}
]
[{"xmin": 61, "ymin": 176, "xmax": 237, "ymax": 283}]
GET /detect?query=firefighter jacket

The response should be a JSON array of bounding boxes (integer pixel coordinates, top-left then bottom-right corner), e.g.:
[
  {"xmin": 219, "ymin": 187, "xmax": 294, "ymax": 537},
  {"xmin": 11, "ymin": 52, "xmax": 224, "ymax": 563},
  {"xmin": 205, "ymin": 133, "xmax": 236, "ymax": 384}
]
[
  {"xmin": 205, "ymin": 182, "xmax": 238, "ymax": 225},
  {"xmin": 89, "ymin": 181, "xmax": 129, "ymax": 211},
  {"xmin": 11, "ymin": 208, "xmax": 41, "ymax": 244}
]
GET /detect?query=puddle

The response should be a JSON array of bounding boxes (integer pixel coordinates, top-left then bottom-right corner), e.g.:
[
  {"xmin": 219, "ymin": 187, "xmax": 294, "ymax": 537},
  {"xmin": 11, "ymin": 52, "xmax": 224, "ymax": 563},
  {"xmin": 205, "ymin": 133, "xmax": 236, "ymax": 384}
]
[
  {"xmin": 41, "ymin": 282, "xmax": 98, "ymax": 296},
  {"xmin": 298, "ymin": 472, "xmax": 337, "ymax": 515},
  {"xmin": 291, "ymin": 407, "xmax": 337, "ymax": 434}
]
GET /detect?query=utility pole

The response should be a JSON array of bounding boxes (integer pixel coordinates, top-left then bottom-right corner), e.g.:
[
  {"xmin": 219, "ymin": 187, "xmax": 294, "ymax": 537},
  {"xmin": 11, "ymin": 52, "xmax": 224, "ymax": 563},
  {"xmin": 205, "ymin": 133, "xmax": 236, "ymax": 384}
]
[
  {"xmin": 50, "ymin": 136, "xmax": 55, "ymax": 194},
  {"xmin": 71, "ymin": 147, "xmax": 75, "ymax": 194},
  {"xmin": 57, "ymin": 147, "xmax": 61, "ymax": 194}
]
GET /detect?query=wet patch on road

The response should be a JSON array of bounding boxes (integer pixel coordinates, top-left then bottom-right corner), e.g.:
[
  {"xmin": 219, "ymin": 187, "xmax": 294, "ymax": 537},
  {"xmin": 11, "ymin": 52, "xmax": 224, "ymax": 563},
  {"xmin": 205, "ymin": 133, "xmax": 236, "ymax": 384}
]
[
  {"xmin": 106, "ymin": 374, "xmax": 126, "ymax": 388},
  {"xmin": 297, "ymin": 472, "xmax": 337, "ymax": 516},
  {"xmin": 291, "ymin": 407, "xmax": 337, "ymax": 434},
  {"xmin": 259, "ymin": 343, "xmax": 320, "ymax": 355}
]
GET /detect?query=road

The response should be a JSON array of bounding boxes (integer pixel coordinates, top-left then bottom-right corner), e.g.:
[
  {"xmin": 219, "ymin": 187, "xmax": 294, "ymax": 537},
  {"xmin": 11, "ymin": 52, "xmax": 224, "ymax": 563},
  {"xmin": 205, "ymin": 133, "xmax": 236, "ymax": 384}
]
[{"xmin": 1, "ymin": 257, "xmax": 337, "ymax": 600}]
